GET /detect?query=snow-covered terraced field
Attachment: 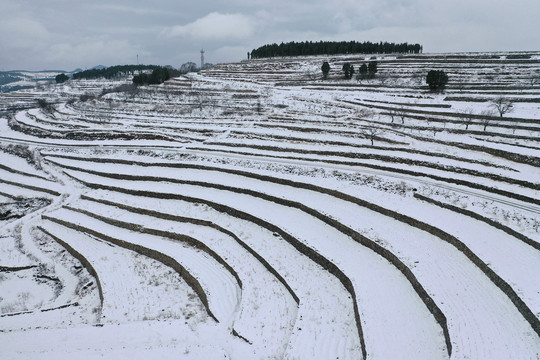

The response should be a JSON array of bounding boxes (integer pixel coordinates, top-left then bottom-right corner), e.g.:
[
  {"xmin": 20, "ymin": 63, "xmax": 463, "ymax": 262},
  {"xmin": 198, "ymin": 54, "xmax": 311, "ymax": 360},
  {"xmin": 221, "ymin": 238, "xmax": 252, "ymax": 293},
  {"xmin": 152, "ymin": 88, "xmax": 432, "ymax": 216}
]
[{"xmin": 1, "ymin": 52, "xmax": 539, "ymax": 359}]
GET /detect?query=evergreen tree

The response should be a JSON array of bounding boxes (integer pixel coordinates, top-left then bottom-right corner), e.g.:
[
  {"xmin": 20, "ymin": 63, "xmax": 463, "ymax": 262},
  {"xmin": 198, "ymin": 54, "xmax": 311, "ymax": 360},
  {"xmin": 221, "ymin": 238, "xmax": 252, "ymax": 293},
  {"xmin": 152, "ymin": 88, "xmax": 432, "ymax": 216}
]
[
  {"xmin": 149, "ymin": 67, "xmax": 170, "ymax": 84},
  {"xmin": 368, "ymin": 61, "xmax": 378, "ymax": 78},
  {"xmin": 426, "ymin": 70, "xmax": 449, "ymax": 91},
  {"xmin": 341, "ymin": 63, "xmax": 355, "ymax": 79},
  {"xmin": 342, "ymin": 63, "xmax": 351, "ymax": 79},
  {"xmin": 132, "ymin": 67, "xmax": 171, "ymax": 86},
  {"xmin": 321, "ymin": 61, "xmax": 330, "ymax": 79},
  {"xmin": 359, "ymin": 63, "xmax": 368, "ymax": 78},
  {"xmin": 55, "ymin": 73, "xmax": 69, "ymax": 83}
]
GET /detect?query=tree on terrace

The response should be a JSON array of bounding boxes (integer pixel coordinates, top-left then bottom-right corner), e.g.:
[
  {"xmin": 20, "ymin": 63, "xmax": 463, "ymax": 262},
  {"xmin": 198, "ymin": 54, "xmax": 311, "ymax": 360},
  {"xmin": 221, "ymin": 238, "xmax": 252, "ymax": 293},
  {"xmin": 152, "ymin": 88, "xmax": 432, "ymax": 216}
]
[
  {"xmin": 490, "ymin": 97, "xmax": 514, "ymax": 118},
  {"xmin": 55, "ymin": 73, "xmax": 69, "ymax": 83},
  {"xmin": 390, "ymin": 107, "xmax": 407, "ymax": 124},
  {"xmin": 368, "ymin": 61, "xmax": 378, "ymax": 78},
  {"xmin": 149, "ymin": 67, "xmax": 170, "ymax": 84},
  {"xmin": 348, "ymin": 64, "xmax": 355, "ymax": 79},
  {"xmin": 321, "ymin": 61, "xmax": 330, "ymax": 79},
  {"xmin": 132, "ymin": 67, "xmax": 170, "ymax": 86},
  {"xmin": 342, "ymin": 63, "xmax": 354, "ymax": 79},
  {"xmin": 342, "ymin": 63, "xmax": 350, "ymax": 79},
  {"xmin": 480, "ymin": 110, "xmax": 495, "ymax": 131},
  {"xmin": 361, "ymin": 127, "xmax": 382, "ymax": 146},
  {"xmin": 426, "ymin": 70, "xmax": 448, "ymax": 92},
  {"xmin": 462, "ymin": 109, "xmax": 475, "ymax": 130},
  {"xmin": 358, "ymin": 63, "xmax": 368, "ymax": 79}
]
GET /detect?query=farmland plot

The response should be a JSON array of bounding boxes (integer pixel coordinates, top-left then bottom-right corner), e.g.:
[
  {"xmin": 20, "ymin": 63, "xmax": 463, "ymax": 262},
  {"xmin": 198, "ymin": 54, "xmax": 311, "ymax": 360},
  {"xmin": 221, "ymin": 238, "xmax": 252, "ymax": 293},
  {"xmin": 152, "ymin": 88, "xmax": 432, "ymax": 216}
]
[{"xmin": 1, "ymin": 52, "xmax": 540, "ymax": 359}]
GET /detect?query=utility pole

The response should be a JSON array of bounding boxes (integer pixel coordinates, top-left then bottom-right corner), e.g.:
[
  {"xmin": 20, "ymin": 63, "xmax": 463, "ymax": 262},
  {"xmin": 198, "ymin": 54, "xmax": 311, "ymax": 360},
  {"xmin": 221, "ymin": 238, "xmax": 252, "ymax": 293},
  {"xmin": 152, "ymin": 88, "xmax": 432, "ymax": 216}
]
[{"xmin": 200, "ymin": 49, "xmax": 205, "ymax": 70}]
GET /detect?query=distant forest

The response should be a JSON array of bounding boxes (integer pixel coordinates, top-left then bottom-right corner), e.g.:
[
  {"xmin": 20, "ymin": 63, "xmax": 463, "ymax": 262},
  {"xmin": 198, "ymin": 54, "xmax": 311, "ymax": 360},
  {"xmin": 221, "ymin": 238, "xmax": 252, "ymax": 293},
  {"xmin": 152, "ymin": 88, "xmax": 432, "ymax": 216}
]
[
  {"xmin": 250, "ymin": 41, "xmax": 423, "ymax": 59},
  {"xmin": 73, "ymin": 65, "xmax": 162, "ymax": 80}
]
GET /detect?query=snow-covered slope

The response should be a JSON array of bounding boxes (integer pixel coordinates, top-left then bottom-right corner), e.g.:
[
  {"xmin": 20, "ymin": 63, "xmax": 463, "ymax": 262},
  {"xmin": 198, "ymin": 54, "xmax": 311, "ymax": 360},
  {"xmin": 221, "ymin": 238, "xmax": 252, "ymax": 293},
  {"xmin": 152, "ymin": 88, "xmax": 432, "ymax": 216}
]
[{"xmin": 1, "ymin": 52, "xmax": 539, "ymax": 359}]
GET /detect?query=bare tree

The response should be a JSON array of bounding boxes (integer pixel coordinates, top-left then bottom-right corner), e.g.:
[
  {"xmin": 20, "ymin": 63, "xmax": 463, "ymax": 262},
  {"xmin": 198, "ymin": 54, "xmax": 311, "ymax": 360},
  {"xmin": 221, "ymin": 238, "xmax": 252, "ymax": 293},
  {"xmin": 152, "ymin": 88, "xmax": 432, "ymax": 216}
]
[
  {"xmin": 387, "ymin": 109, "xmax": 398, "ymax": 123},
  {"xmin": 491, "ymin": 97, "xmax": 514, "ymax": 118},
  {"xmin": 396, "ymin": 107, "xmax": 407, "ymax": 124},
  {"xmin": 195, "ymin": 93, "xmax": 207, "ymax": 111},
  {"xmin": 480, "ymin": 110, "xmax": 494, "ymax": 131},
  {"xmin": 462, "ymin": 108, "xmax": 475, "ymax": 130},
  {"xmin": 361, "ymin": 127, "xmax": 382, "ymax": 146},
  {"xmin": 387, "ymin": 107, "xmax": 406, "ymax": 124}
]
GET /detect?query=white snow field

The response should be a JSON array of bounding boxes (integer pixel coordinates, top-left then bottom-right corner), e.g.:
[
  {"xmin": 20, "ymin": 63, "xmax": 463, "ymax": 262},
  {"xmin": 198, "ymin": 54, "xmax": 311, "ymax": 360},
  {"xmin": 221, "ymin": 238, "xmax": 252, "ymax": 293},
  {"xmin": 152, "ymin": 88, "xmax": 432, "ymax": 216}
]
[{"xmin": 1, "ymin": 51, "xmax": 540, "ymax": 359}]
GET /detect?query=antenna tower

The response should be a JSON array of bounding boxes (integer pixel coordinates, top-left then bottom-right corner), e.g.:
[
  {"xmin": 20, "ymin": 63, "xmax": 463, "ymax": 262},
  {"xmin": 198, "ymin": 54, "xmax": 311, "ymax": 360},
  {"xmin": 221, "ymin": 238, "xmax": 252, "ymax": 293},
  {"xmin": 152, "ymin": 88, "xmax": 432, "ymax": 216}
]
[{"xmin": 200, "ymin": 49, "xmax": 205, "ymax": 69}]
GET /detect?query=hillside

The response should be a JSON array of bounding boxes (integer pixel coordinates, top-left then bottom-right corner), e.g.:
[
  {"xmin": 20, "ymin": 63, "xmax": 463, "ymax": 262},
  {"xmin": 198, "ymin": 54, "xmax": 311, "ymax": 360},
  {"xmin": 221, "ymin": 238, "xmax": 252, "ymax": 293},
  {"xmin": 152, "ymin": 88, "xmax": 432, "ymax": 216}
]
[
  {"xmin": 0, "ymin": 70, "xmax": 65, "ymax": 93},
  {"xmin": 1, "ymin": 51, "xmax": 539, "ymax": 359}
]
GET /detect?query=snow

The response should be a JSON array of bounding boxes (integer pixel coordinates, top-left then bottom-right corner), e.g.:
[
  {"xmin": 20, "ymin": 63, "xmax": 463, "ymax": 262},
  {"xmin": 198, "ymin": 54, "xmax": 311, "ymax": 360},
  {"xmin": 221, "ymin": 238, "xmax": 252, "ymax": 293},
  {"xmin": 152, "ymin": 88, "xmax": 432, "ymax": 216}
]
[
  {"xmin": 1, "ymin": 51, "xmax": 540, "ymax": 359},
  {"xmin": 83, "ymin": 190, "xmax": 365, "ymax": 360}
]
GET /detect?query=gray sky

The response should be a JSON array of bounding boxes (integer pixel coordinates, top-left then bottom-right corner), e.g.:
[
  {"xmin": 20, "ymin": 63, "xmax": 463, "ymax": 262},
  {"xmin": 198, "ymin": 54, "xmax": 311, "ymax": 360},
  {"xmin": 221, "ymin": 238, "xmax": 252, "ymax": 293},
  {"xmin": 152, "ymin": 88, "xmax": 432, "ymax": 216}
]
[{"xmin": 1, "ymin": 0, "xmax": 539, "ymax": 71}]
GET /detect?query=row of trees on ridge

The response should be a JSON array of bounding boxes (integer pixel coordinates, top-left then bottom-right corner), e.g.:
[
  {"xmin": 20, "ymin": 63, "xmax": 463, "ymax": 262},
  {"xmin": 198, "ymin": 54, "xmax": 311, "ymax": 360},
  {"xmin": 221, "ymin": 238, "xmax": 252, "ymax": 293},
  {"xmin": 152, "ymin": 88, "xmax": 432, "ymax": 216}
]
[
  {"xmin": 73, "ymin": 65, "xmax": 163, "ymax": 80},
  {"xmin": 321, "ymin": 61, "xmax": 378, "ymax": 79},
  {"xmin": 323, "ymin": 60, "xmax": 450, "ymax": 93},
  {"xmin": 251, "ymin": 41, "xmax": 423, "ymax": 58},
  {"xmin": 132, "ymin": 67, "xmax": 174, "ymax": 85}
]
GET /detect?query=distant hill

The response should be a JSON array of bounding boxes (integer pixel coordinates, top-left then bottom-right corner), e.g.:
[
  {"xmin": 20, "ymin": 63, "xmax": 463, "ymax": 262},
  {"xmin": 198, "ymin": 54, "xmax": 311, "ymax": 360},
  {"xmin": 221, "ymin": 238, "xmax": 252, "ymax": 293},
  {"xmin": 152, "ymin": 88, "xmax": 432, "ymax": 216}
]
[{"xmin": 0, "ymin": 70, "xmax": 67, "ymax": 93}]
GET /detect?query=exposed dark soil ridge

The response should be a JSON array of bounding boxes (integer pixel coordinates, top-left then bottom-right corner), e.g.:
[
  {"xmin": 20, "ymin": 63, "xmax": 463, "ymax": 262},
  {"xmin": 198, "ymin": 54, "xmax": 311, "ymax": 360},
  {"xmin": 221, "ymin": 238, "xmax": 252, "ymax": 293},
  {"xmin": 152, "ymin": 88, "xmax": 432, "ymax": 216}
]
[
  {"xmin": 80, "ymin": 194, "xmax": 300, "ymax": 305},
  {"xmin": 9, "ymin": 117, "xmax": 183, "ymax": 143},
  {"xmin": 0, "ymin": 265, "xmax": 37, "ymax": 272},
  {"xmin": 0, "ymin": 163, "xmax": 50, "ymax": 181},
  {"xmin": 41, "ymin": 214, "xmax": 220, "ymax": 323},
  {"xmin": 60, "ymin": 164, "xmax": 459, "ymax": 358},
  {"xmin": 57, "ymin": 158, "xmax": 539, "ymax": 343},
  {"xmin": 45, "ymin": 153, "xmax": 540, "ymax": 210},
  {"xmin": 344, "ymin": 99, "xmax": 540, "ymax": 125},
  {"xmin": 413, "ymin": 194, "xmax": 540, "ymax": 251},
  {"xmin": 190, "ymin": 147, "xmax": 540, "ymax": 205},
  {"xmin": 0, "ymin": 178, "xmax": 61, "ymax": 197},
  {"xmin": 67, "ymin": 175, "xmax": 370, "ymax": 359},
  {"xmin": 204, "ymin": 140, "xmax": 535, "ymax": 188},
  {"xmin": 37, "ymin": 225, "xmax": 104, "ymax": 308},
  {"xmin": 62, "ymin": 204, "xmax": 244, "ymax": 298}
]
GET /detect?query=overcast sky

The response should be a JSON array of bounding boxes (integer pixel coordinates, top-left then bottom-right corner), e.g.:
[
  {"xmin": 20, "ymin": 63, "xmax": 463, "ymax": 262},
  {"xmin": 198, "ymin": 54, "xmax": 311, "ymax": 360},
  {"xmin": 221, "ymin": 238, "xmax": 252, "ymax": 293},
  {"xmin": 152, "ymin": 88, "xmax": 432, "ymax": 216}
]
[{"xmin": 1, "ymin": 0, "xmax": 539, "ymax": 71}]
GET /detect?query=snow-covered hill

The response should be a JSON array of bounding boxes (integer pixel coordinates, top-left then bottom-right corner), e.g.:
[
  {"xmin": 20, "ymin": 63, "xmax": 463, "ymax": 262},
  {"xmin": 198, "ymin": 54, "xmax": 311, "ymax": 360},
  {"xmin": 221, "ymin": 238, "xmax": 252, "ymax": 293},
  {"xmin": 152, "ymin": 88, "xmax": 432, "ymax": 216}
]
[{"xmin": 1, "ymin": 52, "xmax": 539, "ymax": 359}]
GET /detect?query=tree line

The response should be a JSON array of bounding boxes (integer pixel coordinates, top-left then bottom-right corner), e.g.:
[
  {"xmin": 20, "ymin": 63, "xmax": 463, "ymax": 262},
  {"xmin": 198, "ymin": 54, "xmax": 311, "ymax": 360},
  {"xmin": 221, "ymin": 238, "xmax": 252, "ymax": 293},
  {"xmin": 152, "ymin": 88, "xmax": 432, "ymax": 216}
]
[
  {"xmin": 250, "ymin": 41, "xmax": 422, "ymax": 59},
  {"xmin": 132, "ymin": 67, "xmax": 176, "ymax": 85},
  {"xmin": 73, "ymin": 65, "xmax": 162, "ymax": 80}
]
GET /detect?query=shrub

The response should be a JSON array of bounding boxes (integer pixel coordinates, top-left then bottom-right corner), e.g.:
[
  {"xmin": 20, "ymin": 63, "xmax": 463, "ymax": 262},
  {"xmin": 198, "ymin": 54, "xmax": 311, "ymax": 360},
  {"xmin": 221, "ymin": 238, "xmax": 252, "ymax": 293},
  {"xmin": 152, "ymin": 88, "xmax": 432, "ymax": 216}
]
[
  {"xmin": 37, "ymin": 98, "xmax": 54, "ymax": 113},
  {"xmin": 79, "ymin": 94, "xmax": 95, "ymax": 102}
]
